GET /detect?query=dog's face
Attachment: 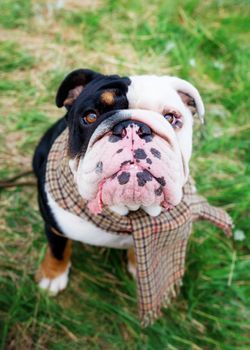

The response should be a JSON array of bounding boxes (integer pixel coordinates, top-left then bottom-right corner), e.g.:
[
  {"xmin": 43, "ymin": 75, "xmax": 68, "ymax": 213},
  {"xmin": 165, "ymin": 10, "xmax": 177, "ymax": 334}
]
[{"xmin": 56, "ymin": 69, "xmax": 204, "ymax": 216}]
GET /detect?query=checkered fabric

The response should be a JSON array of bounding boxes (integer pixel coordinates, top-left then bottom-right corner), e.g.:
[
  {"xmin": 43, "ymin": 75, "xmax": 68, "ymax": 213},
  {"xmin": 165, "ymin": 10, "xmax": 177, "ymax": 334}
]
[{"xmin": 46, "ymin": 129, "xmax": 233, "ymax": 326}]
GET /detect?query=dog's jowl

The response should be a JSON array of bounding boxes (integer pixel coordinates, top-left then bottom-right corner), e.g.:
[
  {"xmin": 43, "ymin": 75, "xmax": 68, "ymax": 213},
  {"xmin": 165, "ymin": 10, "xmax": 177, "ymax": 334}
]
[{"xmin": 33, "ymin": 69, "xmax": 232, "ymax": 325}]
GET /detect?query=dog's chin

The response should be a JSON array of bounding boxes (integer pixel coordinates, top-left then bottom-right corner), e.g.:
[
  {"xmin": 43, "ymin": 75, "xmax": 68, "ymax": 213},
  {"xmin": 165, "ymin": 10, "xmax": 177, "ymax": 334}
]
[
  {"xmin": 86, "ymin": 162, "xmax": 183, "ymax": 217},
  {"xmin": 72, "ymin": 152, "xmax": 186, "ymax": 217}
]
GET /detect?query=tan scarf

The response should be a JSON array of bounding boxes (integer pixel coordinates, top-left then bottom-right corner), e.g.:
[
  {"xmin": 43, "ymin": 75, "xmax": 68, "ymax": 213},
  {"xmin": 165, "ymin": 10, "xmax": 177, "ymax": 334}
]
[{"xmin": 46, "ymin": 129, "xmax": 233, "ymax": 326}]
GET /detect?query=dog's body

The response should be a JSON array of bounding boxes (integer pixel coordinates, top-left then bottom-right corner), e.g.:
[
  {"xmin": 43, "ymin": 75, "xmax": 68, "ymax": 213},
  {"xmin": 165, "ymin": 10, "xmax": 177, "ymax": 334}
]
[{"xmin": 33, "ymin": 69, "xmax": 205, "ymax": 294}]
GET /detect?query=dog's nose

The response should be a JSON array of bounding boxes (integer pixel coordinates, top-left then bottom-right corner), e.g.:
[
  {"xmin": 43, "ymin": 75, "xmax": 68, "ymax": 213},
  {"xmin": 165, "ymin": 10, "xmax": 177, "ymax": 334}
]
[{"xmin": 112, "ymin": 120, "xmax": 152, "ymax": 139}]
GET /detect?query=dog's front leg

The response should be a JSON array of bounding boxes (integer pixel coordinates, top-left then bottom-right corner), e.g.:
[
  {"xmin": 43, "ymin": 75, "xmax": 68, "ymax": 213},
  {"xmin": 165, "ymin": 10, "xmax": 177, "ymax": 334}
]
[
  {"xmin": 36, "ymin": 224, "xmax": 72, "ymax": 294},
  {"xmin": 127, "ymin": 247, "xmax": 137, "ymax": 280}
]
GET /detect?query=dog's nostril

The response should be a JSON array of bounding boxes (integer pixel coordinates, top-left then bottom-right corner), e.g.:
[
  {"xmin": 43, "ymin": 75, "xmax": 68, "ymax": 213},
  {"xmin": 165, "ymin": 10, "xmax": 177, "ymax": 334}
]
[
  {"xmin": 137, "ymin": 124, "xmax": 151, "ymax": 138},
  {"xmin": 121, "ymin": 128, "xmax": 127, "ymax": 138},
  {"xmin": 112, "ymin": 123, "xmax": 126, "ymax": 137}
]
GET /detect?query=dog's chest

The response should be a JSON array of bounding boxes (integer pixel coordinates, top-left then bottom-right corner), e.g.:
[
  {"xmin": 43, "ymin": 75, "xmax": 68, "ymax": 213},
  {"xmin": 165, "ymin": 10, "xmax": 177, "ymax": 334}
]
[{"xmin": 46, "ymin": 188, "xmax": 133, "ymax": 249}]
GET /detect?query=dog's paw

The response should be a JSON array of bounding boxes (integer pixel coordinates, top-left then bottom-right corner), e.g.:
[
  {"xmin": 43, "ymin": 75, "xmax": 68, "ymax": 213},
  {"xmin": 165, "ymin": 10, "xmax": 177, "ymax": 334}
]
[{"xmin": 38, "ymin": 263, "xmax": 71, "ymax": 295}]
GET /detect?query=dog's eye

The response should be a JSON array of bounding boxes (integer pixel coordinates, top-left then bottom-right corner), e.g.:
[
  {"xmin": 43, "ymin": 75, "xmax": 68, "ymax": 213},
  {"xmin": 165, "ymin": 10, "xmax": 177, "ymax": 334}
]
[
  {"xmin": 82, "ymin": 111, "xmax": 98, "ymax": 125},
  {"xmin": 164, "ymin": 113, "xmax": 183, "ymax": 129}
]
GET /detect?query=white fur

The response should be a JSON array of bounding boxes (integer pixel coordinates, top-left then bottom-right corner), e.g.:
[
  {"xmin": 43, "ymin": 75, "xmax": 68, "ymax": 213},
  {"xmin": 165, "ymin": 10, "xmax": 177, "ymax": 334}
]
[
  {"xmin": 127, "ymin": 76, "xmax": 204, "ymax": 181},
  {"xmin": 39, "ymin": 263, "xmax": 70, "ymax": 295},
  {"xmin": 141, "ymin": 204, "xmax": 162, "ymax": 217},
  {"xmin": 109, "ymin": 204, "xmax": 129, "ymax": 215},
  {"xmin": 127, "ymin": 75, "xmax": 204, "ymax": 121},
  {"xmin": 166, "ymin": 76, "xmax": 205, "ymax": 121},
  {"xmin": 127, "ymin": 76, "xmax": 189, "ymax": 116},
  {"xmin": 46, "ymin": 188, "xmax": 133, "ymax": 249}
]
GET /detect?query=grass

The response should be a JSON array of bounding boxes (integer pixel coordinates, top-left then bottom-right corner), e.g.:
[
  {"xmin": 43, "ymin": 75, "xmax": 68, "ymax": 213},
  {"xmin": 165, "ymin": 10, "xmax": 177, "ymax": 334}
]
[{"xmin": 0, "ymin": 0, "xmax": 249, "ymax": 349}]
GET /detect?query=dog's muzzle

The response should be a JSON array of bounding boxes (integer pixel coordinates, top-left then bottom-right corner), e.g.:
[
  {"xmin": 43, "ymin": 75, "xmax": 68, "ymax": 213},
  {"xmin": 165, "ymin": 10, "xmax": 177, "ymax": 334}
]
[{"xmin": 72, "ymin": 110, "xmax": 187, "ymax": 216}]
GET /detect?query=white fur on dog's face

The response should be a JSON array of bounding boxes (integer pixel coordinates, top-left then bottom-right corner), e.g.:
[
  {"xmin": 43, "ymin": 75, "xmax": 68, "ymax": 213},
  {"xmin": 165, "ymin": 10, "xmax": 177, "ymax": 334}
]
[
  {"xmin": 127, "ymin": 75, "xmax": 204, "ymax": 177},
  {"xmin": 70, "ymin": 75, "xmax": 204, "ymax": 216}
]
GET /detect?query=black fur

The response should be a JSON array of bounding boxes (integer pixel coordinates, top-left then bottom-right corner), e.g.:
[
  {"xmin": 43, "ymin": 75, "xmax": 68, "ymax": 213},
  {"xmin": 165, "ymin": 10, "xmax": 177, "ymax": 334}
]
[
  {"xmin": 64, "ymin": 72, "xmax": 131, "ymax": 157},
  {"xmin": 45, "ymin": 223, "xmax": 68, "ymax": 261},
  {"xmin": 33, "ymin": 117, "xmax": 68, "ymax": 260},
  {"xmin": 56, "ymin": 69, "xmax": 102, "ymax": 108},
  {"xmin": 33, "ymin": 69, "xmax": 131, "ymax": 261}
]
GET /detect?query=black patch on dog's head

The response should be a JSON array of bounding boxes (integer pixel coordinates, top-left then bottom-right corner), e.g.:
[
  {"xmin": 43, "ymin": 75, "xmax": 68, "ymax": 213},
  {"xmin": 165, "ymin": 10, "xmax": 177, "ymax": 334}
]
[{"xmin": 56, "ymin": 69, "xmax": 131, "ymax": 157}]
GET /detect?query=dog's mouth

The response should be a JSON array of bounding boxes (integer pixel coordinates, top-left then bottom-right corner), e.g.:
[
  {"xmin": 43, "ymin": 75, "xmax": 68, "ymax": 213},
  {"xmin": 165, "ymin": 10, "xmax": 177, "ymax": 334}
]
[
  {"xmin": 73, "ymin": 111, "xmax": 186, "ymax": 217},
  {"xmin": 87, "ymin": 161, "xmax": 174, "ymax": 216}
]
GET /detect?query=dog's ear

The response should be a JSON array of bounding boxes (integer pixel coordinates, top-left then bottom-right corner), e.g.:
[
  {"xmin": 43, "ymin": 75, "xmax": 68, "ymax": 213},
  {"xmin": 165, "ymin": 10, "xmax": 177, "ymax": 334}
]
[
  {"xmin": 56, "ymin": 69, "xmax": 101, "ymax": 108},
  {"xmin": 168, "ymin": 77, "xmax": 205, "ymax": 123}
]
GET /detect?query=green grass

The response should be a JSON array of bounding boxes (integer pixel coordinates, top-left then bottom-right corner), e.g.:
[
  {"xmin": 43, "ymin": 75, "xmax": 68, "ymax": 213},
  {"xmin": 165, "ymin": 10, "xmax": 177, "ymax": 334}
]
[
  {"xmin": 0, "ymin": 0, "xmax": 32, "ymax": 29},
  {"xmin": 0, "ymin": 0, "xmax": 249, "ymax": 349}
]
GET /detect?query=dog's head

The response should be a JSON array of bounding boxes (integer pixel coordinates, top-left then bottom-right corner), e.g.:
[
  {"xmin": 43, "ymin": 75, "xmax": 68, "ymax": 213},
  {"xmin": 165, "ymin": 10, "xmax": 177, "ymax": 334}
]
[{"xmin": 56, "ymin": 69, "xmax": 204, "ymax": 216}]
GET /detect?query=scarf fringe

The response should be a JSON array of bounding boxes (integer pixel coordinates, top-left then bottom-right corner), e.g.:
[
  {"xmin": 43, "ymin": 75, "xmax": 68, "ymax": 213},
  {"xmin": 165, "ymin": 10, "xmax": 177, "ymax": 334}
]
[{"xmin": 140, "ymin": 279, "xmax": 183, "ymax": 327}]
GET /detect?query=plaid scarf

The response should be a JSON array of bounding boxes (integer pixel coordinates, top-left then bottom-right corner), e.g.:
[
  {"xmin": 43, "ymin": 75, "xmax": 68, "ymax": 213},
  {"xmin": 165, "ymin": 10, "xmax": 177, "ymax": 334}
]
[{"xmin": 46, "ymin": 129, "xmax": 233, "ymax": 326}]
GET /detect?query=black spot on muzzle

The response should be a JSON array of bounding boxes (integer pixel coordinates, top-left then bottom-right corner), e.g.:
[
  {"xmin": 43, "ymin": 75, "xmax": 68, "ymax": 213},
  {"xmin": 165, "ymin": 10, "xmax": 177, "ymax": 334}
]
[
  {"xmin": 136, "ymin": 170, "xmax": 153, "ymax": 187},
  {"xmin": 118, "ymin": 172, "xmax": 130, "ymax": 185},
  {"xmin": 134, "ymin": 148, "xmax": 147, "ymax": 160},
  {"xmin": 150, "ymin": 148, "xmax": 161, "ymax": 159}
]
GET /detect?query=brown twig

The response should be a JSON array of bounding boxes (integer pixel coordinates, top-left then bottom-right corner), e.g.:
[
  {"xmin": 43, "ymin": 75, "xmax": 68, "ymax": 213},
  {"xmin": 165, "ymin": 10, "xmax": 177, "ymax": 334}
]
[
  {"xmin": 0, "ymin": 181, "xmax": 36, "ymax": 188},
  {"xmin": 0, "ymin": 170, "xmax": 36, "ymax": 189}
]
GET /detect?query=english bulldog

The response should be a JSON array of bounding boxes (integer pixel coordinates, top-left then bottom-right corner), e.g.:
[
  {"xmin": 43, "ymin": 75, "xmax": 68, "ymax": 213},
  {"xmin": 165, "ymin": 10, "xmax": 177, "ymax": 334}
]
[{"xmin": 33, "ymin": 69, "xmax": 204, "ymax": 294}]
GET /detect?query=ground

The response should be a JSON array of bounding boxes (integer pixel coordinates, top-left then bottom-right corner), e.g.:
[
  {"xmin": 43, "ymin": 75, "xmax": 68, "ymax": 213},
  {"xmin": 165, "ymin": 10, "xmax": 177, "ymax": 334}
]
[{"xmin": 0, "ymin": 0, "xmax": 249, "ymax": 349}]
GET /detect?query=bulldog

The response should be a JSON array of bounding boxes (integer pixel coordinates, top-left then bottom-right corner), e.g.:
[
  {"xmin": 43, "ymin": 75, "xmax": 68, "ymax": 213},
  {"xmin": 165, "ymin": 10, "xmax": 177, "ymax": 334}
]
[{"xmin": 33, "ymin": 68, "xmax": 205, "ymax": 295}]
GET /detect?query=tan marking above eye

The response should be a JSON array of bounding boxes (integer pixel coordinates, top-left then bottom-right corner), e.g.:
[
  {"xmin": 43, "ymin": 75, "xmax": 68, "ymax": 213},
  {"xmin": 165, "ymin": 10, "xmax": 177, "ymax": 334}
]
[{"xmin": 100, "ymin": 91, "xmax": 115, "ymax": 105}]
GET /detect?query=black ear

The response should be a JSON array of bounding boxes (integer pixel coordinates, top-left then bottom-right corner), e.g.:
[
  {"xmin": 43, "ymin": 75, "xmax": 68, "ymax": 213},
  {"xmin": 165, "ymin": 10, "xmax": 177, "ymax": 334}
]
[{"xmin": 55, "ymin": 69, "xmax": 102, "ymax": 108}]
